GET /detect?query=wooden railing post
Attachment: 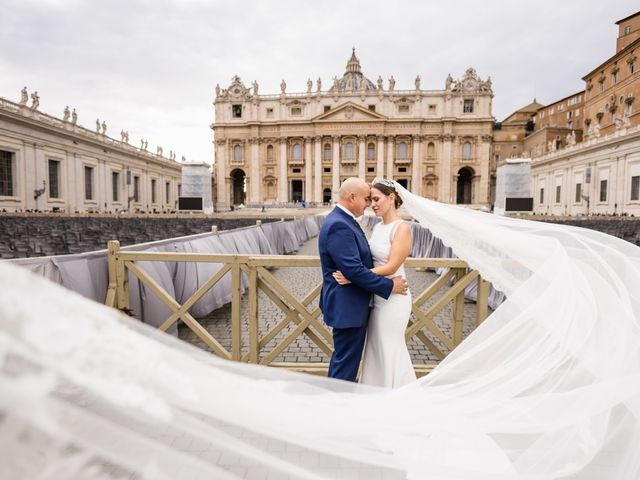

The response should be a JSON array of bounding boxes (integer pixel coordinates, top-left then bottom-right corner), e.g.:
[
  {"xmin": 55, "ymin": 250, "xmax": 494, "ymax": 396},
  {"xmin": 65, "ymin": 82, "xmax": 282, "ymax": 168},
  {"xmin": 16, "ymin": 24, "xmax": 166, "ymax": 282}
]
[
  {"xmin": 116, "ymin": 246, "xmax": 130, "ymax": 312},
  {"xmin": 105, "ymin": 240, "xmax": 119, "ymax": 307},
  {"xmin": 248, "ymin": 265, "xmax": 259, "ymax": 363},
  {"xmin": 476, "ymin": 276, "xmax": 490, "ymax": 326},
  {"xmin": 231, "ymin": 257, "xmax": 242, "ymax": 361},
  {"xmin": 452, "ymin": 268, "xmax": 465, "ymax": 346}
]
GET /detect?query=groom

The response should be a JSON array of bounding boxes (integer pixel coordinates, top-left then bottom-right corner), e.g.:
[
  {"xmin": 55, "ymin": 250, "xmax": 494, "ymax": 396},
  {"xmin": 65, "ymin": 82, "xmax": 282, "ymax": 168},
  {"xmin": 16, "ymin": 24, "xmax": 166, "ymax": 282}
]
[{"xmin": 319, "ymin": 178, "xmax": 408, "ymax": 381}]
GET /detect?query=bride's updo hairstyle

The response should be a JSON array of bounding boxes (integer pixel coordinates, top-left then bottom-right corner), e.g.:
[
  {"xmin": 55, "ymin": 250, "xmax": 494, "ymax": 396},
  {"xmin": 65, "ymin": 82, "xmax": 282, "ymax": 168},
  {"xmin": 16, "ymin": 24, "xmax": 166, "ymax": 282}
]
[{"xmin": 372, "ymin": 180, "xmax": 403, "ymax": 209}]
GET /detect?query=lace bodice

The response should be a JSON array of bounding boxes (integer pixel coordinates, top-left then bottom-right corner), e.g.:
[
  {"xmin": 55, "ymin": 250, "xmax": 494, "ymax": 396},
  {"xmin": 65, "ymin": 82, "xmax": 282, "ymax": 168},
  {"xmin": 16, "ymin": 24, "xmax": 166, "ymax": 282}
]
[{"xmin": 369, "ymin": 219, "xmax": 406, "ymax": 278}]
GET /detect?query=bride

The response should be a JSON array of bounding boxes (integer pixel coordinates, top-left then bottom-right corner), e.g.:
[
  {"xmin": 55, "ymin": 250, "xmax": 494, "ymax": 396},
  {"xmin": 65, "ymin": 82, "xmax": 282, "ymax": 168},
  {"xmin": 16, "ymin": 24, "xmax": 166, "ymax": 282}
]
[{"xmin": 333, "ymin": 179, "xmax": 417, "ymax": 388}]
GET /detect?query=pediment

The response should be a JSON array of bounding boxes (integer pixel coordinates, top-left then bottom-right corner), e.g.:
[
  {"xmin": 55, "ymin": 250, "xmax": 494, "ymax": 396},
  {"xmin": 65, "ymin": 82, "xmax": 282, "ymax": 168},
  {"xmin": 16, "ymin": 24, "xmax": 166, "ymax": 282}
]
[{"xmin": 312, "ymin": 102, "xmax": 387, "ymax": 122}]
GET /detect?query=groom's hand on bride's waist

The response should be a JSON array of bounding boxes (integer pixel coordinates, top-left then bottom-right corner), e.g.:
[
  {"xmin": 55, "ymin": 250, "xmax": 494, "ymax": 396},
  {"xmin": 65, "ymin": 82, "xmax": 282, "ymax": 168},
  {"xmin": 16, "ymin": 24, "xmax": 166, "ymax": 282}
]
[{"xmin": 391, "ymin": 276, "xmax": 408, "ymax": 295}]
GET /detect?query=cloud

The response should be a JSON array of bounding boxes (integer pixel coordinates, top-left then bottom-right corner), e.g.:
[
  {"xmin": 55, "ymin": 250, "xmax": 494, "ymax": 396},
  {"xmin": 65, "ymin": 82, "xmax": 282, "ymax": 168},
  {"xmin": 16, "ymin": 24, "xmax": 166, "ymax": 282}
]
[{"xmin": 1, "ymin": 0, "xmax": 638, "ymax": 164}]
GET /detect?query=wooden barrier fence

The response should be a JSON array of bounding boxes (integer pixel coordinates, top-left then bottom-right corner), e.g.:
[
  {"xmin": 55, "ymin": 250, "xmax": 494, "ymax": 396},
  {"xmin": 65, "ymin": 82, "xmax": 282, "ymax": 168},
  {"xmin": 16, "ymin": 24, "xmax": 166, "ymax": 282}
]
[{"xmin": 105, "ymin": 240, "xmax": 490, "ymax": 376}]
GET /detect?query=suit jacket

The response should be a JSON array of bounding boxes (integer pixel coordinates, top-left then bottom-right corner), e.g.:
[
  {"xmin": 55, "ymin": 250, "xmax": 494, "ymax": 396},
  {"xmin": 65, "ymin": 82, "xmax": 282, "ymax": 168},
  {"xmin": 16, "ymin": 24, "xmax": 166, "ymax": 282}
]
[{"xmin": 318, "ymin": 207, "xmax": 393, "ymax": 329}]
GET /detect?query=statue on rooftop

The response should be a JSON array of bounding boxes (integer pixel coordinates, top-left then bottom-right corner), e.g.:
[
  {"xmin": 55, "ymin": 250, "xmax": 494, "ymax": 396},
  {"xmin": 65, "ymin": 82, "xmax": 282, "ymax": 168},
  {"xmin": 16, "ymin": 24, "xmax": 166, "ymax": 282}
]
[
  {"xmin": 280, "ymin": 79, "xmax": 286, "ymax": 94},
  {"xmin": 19, "ymin": 87, "xmax": 28, "ymax": 105},
  {"xmin": 30, "ymin": 91, "xmax": 40, "ymax": 110},
  {"xmin": 445, "ymin": 74, "xmax": 453, "ymax": 91},
  {"xmin": 415, "ymin": 75, "xmax": 421, "ymax": 90},
  {"xmin": 71, "ymin": 108, "xmax": 77, "ymax": 125},
  {"xmin": 388, "ymin": 76, "xmax": 395, "ymax": 92},
  {"xmin": 63, "ymin": 106, "xmax": 70, "ymax": 122}
]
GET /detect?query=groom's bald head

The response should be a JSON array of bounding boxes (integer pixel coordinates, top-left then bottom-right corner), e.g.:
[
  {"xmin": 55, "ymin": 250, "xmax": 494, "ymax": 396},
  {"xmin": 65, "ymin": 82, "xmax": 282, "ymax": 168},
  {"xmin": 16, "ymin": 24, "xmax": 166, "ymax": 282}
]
[{"xmin": 337, "ymin": 177, "xmax": 370, "ymax": 217}]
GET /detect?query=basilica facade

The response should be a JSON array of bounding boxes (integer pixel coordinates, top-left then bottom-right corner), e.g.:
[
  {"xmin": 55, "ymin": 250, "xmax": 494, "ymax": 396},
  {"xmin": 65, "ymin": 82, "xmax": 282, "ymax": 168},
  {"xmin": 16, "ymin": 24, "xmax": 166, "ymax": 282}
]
[{"xmin": 211, "ymin": 50, "xmax": 495, "ymax": 210}]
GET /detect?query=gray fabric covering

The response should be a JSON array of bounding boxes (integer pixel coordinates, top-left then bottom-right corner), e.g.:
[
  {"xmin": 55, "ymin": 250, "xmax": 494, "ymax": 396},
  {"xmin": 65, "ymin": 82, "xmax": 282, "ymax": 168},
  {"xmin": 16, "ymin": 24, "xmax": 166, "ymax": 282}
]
[{"xmin": 7, "ymin": 217, "xmax": 325, "ymax": 332}]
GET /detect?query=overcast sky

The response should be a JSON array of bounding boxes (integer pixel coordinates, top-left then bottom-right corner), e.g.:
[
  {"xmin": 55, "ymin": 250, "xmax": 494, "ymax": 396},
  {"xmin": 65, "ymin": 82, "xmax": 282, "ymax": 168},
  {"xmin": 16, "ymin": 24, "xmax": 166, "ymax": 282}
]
[{"xmin": 1, "ymin": 0, "xmax": 638, "ymax": 165}]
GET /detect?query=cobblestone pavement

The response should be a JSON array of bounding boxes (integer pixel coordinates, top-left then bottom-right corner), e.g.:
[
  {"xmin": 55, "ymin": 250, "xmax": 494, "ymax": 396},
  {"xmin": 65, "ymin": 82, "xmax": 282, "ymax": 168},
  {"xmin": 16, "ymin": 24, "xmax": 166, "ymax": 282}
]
[{"xmin": 179, "ymin": 232, "xmax": 486, "ymax": 366}]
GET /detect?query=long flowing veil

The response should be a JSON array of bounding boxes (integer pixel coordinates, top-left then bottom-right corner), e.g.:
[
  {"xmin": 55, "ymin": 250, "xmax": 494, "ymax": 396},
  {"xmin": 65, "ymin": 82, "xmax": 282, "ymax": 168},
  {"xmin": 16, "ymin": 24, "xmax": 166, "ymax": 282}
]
[{"xmin": 2, "ymin": 184, "xmax": 640, "ymax": 479}]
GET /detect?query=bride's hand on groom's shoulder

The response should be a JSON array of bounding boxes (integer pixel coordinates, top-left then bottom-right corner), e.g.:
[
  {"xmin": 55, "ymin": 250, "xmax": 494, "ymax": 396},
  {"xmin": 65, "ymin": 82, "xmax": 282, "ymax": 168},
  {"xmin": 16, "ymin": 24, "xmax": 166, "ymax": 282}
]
[{"xmin": 332, "ymin": 271, "xmax": 352, "ymax": 285}]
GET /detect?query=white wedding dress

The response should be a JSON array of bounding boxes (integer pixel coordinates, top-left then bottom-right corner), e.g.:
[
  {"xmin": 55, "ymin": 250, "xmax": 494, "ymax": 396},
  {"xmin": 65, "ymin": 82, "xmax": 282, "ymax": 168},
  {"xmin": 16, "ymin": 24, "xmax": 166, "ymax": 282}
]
[{"xmin": 360, "ymin": 219, "xmax": 417, "ymax": 388}]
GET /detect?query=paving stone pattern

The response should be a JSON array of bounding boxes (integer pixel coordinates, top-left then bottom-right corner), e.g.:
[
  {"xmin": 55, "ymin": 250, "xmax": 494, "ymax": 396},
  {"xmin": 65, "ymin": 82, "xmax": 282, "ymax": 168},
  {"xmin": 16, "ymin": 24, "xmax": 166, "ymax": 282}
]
[{"xmin": 179, "ymin": 232, "xmax": 483, "ymax": 365}]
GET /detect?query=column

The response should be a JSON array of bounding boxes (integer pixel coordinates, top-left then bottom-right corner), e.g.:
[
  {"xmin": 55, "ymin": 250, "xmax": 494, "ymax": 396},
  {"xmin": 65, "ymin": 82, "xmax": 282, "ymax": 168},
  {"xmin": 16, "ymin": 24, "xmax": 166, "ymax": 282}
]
[
  {"xmin": 478, "ymin": 134, "xmax": 491, "ymax": 205},
  {"xmin": 376, "ymin": 135, "xmax": 384, "ymax": 179},
  {"xmin": 313, "ymin": 136, "xmax": 322, "ymax": 203},
  {"xmin": 440, "ymin": 134, "xmax": 453, "ymax": 203},
  {"xmin": 215, "ymin": 140, "xmax": 227, "ymax": 210},
  {"xmin": 357, "ymin": 135, "xmax": 366, "ymax": 179},
  {"xmin": 249, "ymin": 138, "xmax": 260, "ymax": 203},
  {"xmin": 386, "ymin": 135, "xmax": 394, "ymax": 180},
  {"xmin": 304, "ymin": 137, "xmax": 313, "ymax": 203},
  {"xmin": 278, "ymin": 138, "xmax": 288, "ymax": 202},
  {"xmin": 332, "ymin": 135, "xmax": 340, "ymax": 196},
  {"xmin": 411, "ymin": 135, "xmax": 422, "ymax": 195}
]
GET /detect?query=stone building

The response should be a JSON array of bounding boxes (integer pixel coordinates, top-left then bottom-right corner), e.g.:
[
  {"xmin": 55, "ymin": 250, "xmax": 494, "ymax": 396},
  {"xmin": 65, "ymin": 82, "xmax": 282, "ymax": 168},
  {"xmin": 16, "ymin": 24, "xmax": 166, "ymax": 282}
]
[
  {"xmin": 524, "ymin": 92, "xmax": 584, "ymax": 158},
  {"xmin": 211, "ymin": 50, "xmax": 495, "ymax": 210},
  {"xmin": 492, "ymin": 100, "xmax": 543, "ymax": 162},
  {"xmin": 530, "ymin": 11, "xmax": 640, "ymax": 216},
  {"xmin": 582, "ymin": 11, "xmax": 639, "ymax": 138},
  {"xmin": 0, "ymin": 91, "xmax": 182, "ymax": 213}
]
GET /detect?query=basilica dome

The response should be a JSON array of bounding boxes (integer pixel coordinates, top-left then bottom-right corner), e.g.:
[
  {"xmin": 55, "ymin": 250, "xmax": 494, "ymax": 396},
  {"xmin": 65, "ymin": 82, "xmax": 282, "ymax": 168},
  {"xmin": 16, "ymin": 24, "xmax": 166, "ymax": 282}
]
[{"xmin": 328, "ymin": 49, "xmax": 377, "ymax": 93}]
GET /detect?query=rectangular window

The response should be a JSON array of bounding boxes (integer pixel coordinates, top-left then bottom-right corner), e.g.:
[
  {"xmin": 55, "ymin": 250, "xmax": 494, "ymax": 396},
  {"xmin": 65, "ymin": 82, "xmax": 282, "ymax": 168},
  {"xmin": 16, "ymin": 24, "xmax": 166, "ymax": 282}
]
[
  {"xmin": 178, "ymin": 183, "xmax": 182, "ymax": 197},
  {"xmin": 463, "ymin": 99, "xmax": 474, "ymax": 113},
  {"xmin": 575, "ymin": 183, "xmax": 582, "ymax": 203},
  {"xmin": 112, "ymin": 172, "xmax": 119, "ymax": 202},
  {"xmin": 292, "ymin": 168, "xmax": 301, "ymax": 173},
  {"xmin": 232, "ymin": 104, "xmax": 242, "ymax": 118},
  {"xmin": 625, "ymin": 26, "xmax": 632, "ymax": 35},
  {"xmin": 428, "ymin": 104, "xmax": 437, "ymax": 112},
  {"xmin": 600, "ymin": 179, "xmax": 608, "ymax": 202},
  {"xmin": 630, "ymin": 62, "xmax": 636, "ymax": 75},
  {"xmin": 368, "ymin": 105, "xmax": 376, "ymax": 112},
  {"xmin": 555, "ymin": 185, "xmax": 561, "ymax": 203},
  {"xmin": 134, "ymin": 176, "xmax": 140, "ymax": 202},
  {"xmin": 84, "ymin": 166, "xmax": 94, "ymax": 201},
  {"xmin": 165, "ymin": 182, "xmax": 170, "ymax": 204},
  {"xmin": 0, "ymin": 150, "xmax": 14, "ymax": 196},
  {"xmin": 539, "ymin": 187, "xmax": 544, "ymax": 204},
  {"xmin": 398, "ymin": 104, "xmax": 410, "ymax": 114},
  {"xmin": 323, "ymin": 167, "xmax": 331, "ymax": 173},
  {"xmin": 266, "ymin": 108, "xmax": 274, "ymax": 118},
  {"xmin": 631, "ymin": 176, "xmax": 640, "ymax": 201},
  {"xmin": 290, "ymin": 107, "xmax": 302, "ymax": 116},
  {"xmin": 324, "ymin": 106, "xmax": 331, "ymax": 113},
  {"xmin": 612, "ymin": 71, "xmax": 619, "ymax": 84},
  {"xmin": 398, "ymin": 167, "xmax": 407, "ymax": 173},
  {"xmin": 48, "ymin": 159, "xmax": 60, "ymax": 198},
  {"xmin": 599, "ymin": 79, "xmax": 605, "ymax": 92},
  {"xmin": 367, "ymin": 167, "xmax": 375, "ymax": 173},
  {"xmin": 151, "ymin": 179, "xmax": 157, "ymax": 204}
]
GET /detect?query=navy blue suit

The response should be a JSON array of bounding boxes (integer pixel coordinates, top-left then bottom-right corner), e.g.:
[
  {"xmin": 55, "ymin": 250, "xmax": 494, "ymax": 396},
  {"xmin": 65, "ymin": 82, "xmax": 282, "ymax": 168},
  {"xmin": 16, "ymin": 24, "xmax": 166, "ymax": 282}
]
[{"xmin": 319, "ymin": 207, "xmax": 393, "ymax": 381}]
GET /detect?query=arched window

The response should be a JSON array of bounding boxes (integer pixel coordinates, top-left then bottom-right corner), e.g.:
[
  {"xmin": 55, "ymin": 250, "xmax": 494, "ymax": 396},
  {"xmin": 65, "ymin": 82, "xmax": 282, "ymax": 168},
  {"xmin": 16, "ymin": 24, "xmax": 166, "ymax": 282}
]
[
  {"xmin": 324, "ymin": 143, "xmax": 331, "ymax": 161},
  {"xmin": 234, "ymin": 144, "xmax": 243, "ymax": 162},
  {"xmin": 345, "ymin": 142, "xmax": 354, "ymax": 159},
  {"xmin": 367, "ymin": 143, "xmax": 375, "ymax": 161},
  {"xmin": 266, "ymin": 145, "xmax": 274, "ymax": 163},
  {"xmin": 292, "ymin": 143, "xmax": 302, "ymax": 161},
  {"xmin": 427, "ymin": 142, "xmax": 435, "ymax": 159},
  {"xmin": 462, "ymin": 141, "xmax": 472, "ymax": 160},
  {"xmin": 398, "ymin": 142, "xmax": 408, "ymax": 159}
]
